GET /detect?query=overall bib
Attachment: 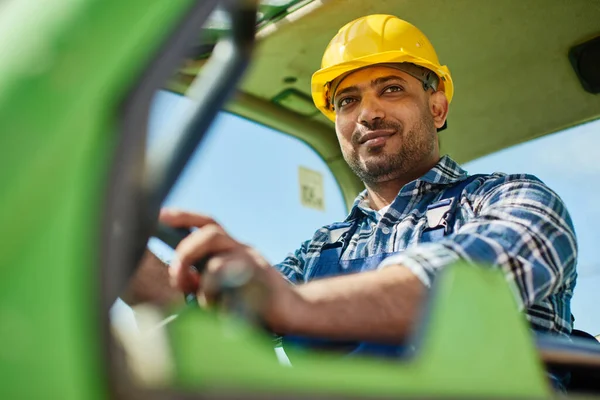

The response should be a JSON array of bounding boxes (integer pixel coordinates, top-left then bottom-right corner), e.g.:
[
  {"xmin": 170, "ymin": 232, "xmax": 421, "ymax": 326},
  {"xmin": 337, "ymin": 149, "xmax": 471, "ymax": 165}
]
[{"xmin": 282, "ymin": 175, "xmax": 483, "ymax": 358}]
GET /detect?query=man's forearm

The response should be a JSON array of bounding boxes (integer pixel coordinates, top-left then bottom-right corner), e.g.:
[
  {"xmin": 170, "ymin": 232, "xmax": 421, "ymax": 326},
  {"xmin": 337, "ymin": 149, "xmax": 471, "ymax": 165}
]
[
  {"xmin": 121, "ymin": 250, "xmax": 184, "ymax": 307},
  {"xmin": 282, "ymin": 265, "xmax": 426, "ymax": 343}
]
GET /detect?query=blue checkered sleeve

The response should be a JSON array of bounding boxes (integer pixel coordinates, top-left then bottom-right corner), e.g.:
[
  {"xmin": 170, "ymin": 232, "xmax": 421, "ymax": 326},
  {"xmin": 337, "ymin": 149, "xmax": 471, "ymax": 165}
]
[
  {"xmin": 379, "ymin": 175, "xmax": 578, "ymax": 310},
  {"xmin": 275, "ymin": 239, "xmax": 310, "ymax": 284}
]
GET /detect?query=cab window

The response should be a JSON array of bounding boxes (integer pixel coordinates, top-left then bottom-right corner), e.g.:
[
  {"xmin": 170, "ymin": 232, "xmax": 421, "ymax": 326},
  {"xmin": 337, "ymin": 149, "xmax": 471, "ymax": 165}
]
[{"xmin": 146, "ymin": 90, "xmax": 348, "ymax": 265}]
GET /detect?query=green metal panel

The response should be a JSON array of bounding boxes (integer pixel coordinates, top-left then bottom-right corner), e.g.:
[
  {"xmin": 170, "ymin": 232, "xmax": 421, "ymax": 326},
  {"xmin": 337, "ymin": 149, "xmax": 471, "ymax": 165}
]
[
  {"xmin": 0, "ymin": 0, "xmax": 194, "ymax": 398},
  {"xmin": 169, "ymin": 263, "xmax": 551, "ymax": 398}
]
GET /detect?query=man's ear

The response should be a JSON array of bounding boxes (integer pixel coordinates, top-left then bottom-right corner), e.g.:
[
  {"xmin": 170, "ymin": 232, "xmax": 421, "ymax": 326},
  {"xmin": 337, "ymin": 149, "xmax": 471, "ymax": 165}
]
[{"xmin": 429, "ymin": 91, "xmax": 449, "ymax": 130}]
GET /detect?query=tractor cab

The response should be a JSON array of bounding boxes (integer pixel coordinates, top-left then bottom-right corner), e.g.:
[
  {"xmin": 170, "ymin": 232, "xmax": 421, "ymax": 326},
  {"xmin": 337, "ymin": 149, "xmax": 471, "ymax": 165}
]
[{"xmin": 1, "ymin": 0, "xmax": 600, "ymax": 398}]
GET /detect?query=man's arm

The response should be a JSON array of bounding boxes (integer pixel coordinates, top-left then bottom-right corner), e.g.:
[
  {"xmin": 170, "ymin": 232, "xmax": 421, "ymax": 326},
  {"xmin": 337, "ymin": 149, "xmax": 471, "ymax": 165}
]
[
  {"xmin": 121, "ymin": 250, "xmax": 184, "ymax": 307},
  {"xmin": 161, "ymin": 177, "xmax": 577, "ymax": 343},
  {"xmin": 159, "ymin": 210, "xmax": 426, "ymax": 343},
  {"xmin": 277, "ymin": 176, "xmax": 577, "ymax": 341},
  {"xmin": 278, "ymin": 266, "xmax": 425, "ymax": 343},
  {"xmin": 378, "ymin": 175, "xmax": 577, "ymax": 309}
]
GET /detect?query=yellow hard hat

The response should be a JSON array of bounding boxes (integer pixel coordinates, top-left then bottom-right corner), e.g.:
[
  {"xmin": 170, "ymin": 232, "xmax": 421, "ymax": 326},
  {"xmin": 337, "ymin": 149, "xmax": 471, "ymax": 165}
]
[{"xmin": 311, "ymin": 15, "xmax": 454, "ymax": 121}]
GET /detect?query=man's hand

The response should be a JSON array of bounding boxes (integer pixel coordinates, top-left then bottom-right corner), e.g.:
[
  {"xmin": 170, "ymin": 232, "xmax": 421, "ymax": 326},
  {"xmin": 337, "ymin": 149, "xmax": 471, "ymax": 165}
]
[
  {"xmin": 159, "ymin": 208, "xmax": 298, "ymax": 332},
  {"xmin": 158, "ymin": 208, "xmax": 425, "ymax": 342}
]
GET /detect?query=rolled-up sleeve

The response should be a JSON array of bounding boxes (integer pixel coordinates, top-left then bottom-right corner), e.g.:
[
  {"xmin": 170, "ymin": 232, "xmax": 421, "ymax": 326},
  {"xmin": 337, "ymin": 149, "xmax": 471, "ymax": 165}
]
[{"xmin": 378, "ymin": 175, "xmax": 578, "ymax": 309}]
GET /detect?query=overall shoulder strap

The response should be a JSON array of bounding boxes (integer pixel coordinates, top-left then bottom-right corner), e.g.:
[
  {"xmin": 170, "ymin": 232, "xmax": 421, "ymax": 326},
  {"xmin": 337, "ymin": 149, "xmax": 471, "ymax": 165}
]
[{"xmin": 421, "ymin": 174, "xmax": 486, "ymax": 243}]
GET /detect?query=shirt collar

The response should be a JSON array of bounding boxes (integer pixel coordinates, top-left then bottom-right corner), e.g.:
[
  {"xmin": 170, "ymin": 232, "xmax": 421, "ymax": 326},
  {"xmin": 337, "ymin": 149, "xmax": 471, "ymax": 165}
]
[
  {"xmin": 417, "ymin": 154, "xmax": 469, "ymax": 185},
  {"xmin": 346, "ymin": 155, "xmax": 469, "ymax": 220}
]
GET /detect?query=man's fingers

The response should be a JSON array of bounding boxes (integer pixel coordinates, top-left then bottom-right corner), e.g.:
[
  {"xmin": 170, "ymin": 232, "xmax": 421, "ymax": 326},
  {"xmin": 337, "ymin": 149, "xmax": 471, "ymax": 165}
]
[
  {"xmin": 176, "ymin": 225, "xmax": 238, "ymax": 267},
  {"xmin": 169, "ymin": 257, "xmax": 201, "ymax": 294},
  {"xmin": 159, "ymin": 208, "xmax": 219, "ymax": 229},
  {"xmin": 168, "ymin": 225, "xmax": 239, "ymax": 292}
]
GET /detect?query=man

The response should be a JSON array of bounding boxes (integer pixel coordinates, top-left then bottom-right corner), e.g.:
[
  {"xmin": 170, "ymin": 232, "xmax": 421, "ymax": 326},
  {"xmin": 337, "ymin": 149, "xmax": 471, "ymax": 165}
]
[{"xmin": 126, "ymin": 14, "xmax": 577, "ymax": 363}]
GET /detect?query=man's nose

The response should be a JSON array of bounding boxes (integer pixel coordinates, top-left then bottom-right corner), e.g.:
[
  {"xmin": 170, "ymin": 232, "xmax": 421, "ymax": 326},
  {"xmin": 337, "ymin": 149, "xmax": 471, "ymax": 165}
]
[{"xmin": 358, "ymin": 94, "xmax": 385, "ymax": 126}]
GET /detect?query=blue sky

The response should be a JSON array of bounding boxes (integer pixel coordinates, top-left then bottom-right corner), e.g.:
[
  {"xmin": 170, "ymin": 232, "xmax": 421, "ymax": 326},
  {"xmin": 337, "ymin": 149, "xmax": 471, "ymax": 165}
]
[{"xmin": 115, "ymin": 90, "xmax": 600, "ymax": 336}]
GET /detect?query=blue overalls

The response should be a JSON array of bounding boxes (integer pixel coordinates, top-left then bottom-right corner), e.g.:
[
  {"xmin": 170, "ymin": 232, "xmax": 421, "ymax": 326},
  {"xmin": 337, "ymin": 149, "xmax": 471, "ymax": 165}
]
[{"xmin": 282, "ymin": 175, "xmax": 483, "ymax": 358}]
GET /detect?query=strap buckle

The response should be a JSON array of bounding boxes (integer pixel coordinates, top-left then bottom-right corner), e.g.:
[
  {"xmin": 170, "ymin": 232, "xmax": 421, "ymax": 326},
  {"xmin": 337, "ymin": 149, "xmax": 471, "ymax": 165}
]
[{"xmin": 426, "ymin": 198, "xmax": 453, "ymax": 233}]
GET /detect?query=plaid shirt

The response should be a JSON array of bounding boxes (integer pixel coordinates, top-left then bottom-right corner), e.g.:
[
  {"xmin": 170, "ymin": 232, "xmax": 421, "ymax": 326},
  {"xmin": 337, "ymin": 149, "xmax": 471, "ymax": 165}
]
[{"xmin": 275, "ymin": 155, "xmax": 578, "ymax": 337}]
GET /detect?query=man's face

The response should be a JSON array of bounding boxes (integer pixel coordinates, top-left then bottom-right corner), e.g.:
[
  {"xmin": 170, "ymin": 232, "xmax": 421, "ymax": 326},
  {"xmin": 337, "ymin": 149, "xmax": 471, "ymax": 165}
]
[{"xmin": 333, "ymin": 66, "xmax": 444, "ymax": 185}]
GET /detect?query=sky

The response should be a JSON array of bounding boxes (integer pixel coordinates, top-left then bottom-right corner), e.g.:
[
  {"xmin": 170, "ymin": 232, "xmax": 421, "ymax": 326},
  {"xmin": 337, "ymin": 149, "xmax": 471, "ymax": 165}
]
[{"xmin": 112, "ymin": 90, "xmax": 600, "ymax": 337}]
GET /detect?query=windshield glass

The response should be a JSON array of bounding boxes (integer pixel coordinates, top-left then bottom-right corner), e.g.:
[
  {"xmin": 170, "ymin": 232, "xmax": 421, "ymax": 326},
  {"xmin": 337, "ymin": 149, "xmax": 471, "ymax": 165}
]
[
  {"xmin": 464, "ymin": 119, "xmax": 600, "ymax": 336},
  {"xmin": 146, "ymin": 90, "xmax": 347, "ymax": 264},
  {"xmin": 112, "ymin": 89, "xmax": 348, "ymax": 333}
]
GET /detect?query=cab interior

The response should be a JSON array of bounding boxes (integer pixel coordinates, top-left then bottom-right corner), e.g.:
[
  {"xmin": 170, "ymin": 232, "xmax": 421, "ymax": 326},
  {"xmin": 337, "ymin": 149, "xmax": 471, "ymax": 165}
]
[
  {"xmin": 2, "ymin": 0, "xmax": 600, "ymax": 399},
  {"xmin": 129, "ymin": 0, "xmax": 600, "ymax": 396}
]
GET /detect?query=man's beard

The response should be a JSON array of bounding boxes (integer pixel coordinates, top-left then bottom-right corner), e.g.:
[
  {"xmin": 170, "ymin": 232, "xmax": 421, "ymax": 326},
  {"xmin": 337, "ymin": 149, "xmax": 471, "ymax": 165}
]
[{"xmin": 343, "ymin": 115, "xmax": 437, "ymax": 185}]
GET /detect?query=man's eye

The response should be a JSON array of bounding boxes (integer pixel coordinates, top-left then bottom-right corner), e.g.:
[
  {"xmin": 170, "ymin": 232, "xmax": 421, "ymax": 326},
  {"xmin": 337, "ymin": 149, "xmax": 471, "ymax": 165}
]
[
  {"xmin": 383, "ymin": 85, "xmax": 404, "ymax": 93},
  {"xmin": 336, "ymin": 97, "xmax": 356, "ymax": 108}
]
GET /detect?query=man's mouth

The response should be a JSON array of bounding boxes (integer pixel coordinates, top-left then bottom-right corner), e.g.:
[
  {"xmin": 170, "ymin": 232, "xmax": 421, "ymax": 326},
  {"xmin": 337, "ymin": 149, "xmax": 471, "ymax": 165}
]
[{"xmin": 358, "ymin": 129, "xmax": 396, "ymax": 147}]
